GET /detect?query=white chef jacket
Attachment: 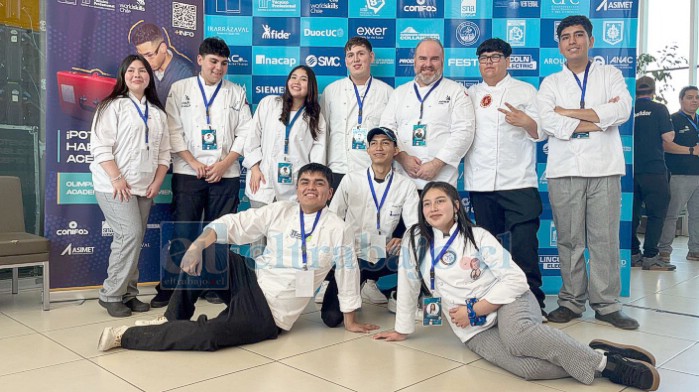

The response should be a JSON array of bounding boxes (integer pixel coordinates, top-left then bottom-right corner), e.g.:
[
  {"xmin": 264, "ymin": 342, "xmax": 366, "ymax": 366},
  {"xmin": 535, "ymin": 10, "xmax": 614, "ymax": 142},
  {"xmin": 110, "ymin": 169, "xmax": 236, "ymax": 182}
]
[
  {"xmin": 242, "ymin": 95, "xmax": 327, "ymax": 204},
  {"xmin": 380, "ymin": 77, "xmax": 475, "ymax": 189},
  {"xmin": 465, "ymin": 74, "xmax": 544, "ymax": 192},
  {"xmin": 206, "ymin": 201, "xmax": 361, "ymax": 330},
  {"xmin": 167, "ymin": 75, "xmax": 252, "ymax": 178},
  {"xmin": 90, "ymin": 93, "xmax": 171, "ymax": 195},
  {"xmin": 537, "ymin": 62, "xmax": 631, "ymax": 179},
  {"xmin": 321, "ymin": 76, "xmax": 393, "ymax": 174},
  {"xmin": 329, "ymin": 166, "xmax": 419, "ymax": 262},
  {"xmin": 395, "ymin": 224, "xmax": 529, "ymax": 343}
]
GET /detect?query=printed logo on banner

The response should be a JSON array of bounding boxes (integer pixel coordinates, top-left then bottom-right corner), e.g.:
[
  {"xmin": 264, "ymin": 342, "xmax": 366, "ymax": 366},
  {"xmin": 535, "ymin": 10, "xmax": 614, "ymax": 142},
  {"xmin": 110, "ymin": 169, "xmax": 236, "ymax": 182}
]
[
  {"xmin": 539, "ymin": 253, "xmax": 561, "ymax": 274},
  {"xmin": 460, "ymin": 0, "xmax": 476, "ymax": 17},
  {"xmin": 444, "ymin": 19, "xmax": 488, "ymax": 48},
  {"xmin": 541, "ymin": 0, "xmax": 589, "ymax": 18},
  {"xmin": 252, "ymin": 46, "xmax": 299, "ymax": 76},
  {"xmin": 395, "ymin": 48, "xmax": 415, "ymax": 77},
  {"xmin": 396, "ymin": 19, "xmax": 443, "ymax": 48},
  {"xmin": 453, "ymin": 79, "xmax": 481, "ymax": 89},
  {"xmin": 508, "ymin": 49, "xmax": 539, "ymax": 76},
  {"xmin": 371, "ymin": 47, "xmax": 396, "ymax": 77},
  {"xmin": 348, "ymin": 18, "xmax": 395, "ymax": 48},
  {"xmin": 590, "ymin": 0, "xmax": 636, "ymax": 18},
  {"xmin": 549, "ymin": 221, "xmax": 557, "ymax": 247},
  {"xmin": 456, "ymin": 21, "xmax": 480, "ymax": 46},
  {"xmin": 540, "ymin": 48, "xmax": 566, "ymax": 75},
  {"xmin": 537, "ymin": 163, "xmax": 548, "ymax": 192},
  {"xmin": 119, "ymin": 0, "xmax": 146, "ymax": 13},
  {"xmin": 507, "ymin": 20, "xmax": 526, "ymax": 47},
  {"xmin": 205, "ymin": 16, "xmax": 252, "ymax": 45},
  {"xmin": 252, "ymin": 75, "xmax": 288, "ymax": 103},
  {"xmin": 227, "ymin": 46, "xmax": 253, "ymax": 75},
  {"xmin": 56, "ymin": 221, "xmax": 90, "ymax": 236},
  {"xmin": 205, "ymin": 0, "xmax": 253, "ymax": 15},
  {"xmin": 300, "ymin": 47, "xmax": 346, "ymax": 75},
  {"xmin": 302, "ymin": 0, "xmax": 347, "ymax": 17},
  {"xmin": 493, "ymin": 1, "xmax": 541, "ymax": 18},
  {"xmin": 445, "ymin": 0, "xmax": 492, "ymax": 18},
  {"xmin": 102, "ymin": 221, "xmax": 114, "ymax": 237},
  {"xmin": 398, "ymin": 0, "xmax": 443, "ymax": 19},
  {"xmin": 591, "ymin": 49, "xmax": 635, "ymax": 77},
  {"xmin": 172, "ymin": 2, "xmax": 198, "ymax": 31},
  {"xmin": 254, "ymin": 0, "xmax": 301, "ymax": 16},
  {"xmin": 57, "ymin": 172, "xmax": 96, "ymax": 204},
  {"xmin": 350, "ymin": 0, "xmax": 396, "ymax": 18},
  {"xmin": 602, "ymin": 20, "xmax": 624, "ymax": 46},
  {"xmin": 60, "ymin": 243, "xmax": 95, "ymax": 256},
  {"xmin": 538, "ymin": 19, "xmax": 561, "ymax": 48},
  {"xmin": 300, "ymin": 17, "xmax": 347, "ymax": 47},
  {"xmin": 253, "ymin": 17, "xmax": 300, "ymax": 46},
  {"xmin": 445, "ymin": 48, "xmax": 480, "ymax": 78}
]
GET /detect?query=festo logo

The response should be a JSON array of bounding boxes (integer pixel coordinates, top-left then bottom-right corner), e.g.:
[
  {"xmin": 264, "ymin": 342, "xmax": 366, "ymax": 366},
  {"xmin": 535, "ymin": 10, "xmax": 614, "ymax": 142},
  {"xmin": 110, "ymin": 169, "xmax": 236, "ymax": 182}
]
[
  {"xmin": 261, "ymin": 24, "xmax": 291, "ymax": 40},
  {"xmin": 56, "ymin": 221, "xmax": 89, "ymax": 236},
  {"xmin": 448, "ymin": 58, "xmax": 478, "ymax": 67},
  {"xmin": 255, "ymin": 54, "xmax": 297, "ymax": 66},
  {"xmin": 596, "ymin": 0, "xmax": 633, "ymax": 11},
  {"xmin": 404, "ymin": 0, "xmax": 437, "ymax": 12},
  {"xmin": 61, "ymin": 243, "xmax": 94, "ymax": 256},
  {"xmin": 304, "ymin": 28, "xmax": 344, "ymax": 38},
  {"xmin": 306, "ymin": 55, "xmax": 341, "ymax": 67}
]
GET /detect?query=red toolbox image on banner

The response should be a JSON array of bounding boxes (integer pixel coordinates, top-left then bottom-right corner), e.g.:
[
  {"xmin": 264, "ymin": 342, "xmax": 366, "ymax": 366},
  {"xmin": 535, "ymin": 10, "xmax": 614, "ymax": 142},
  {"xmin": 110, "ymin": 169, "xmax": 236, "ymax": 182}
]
[{"xmin": 56, "ymin": 70, "xmax": 116, "ymax": 121}]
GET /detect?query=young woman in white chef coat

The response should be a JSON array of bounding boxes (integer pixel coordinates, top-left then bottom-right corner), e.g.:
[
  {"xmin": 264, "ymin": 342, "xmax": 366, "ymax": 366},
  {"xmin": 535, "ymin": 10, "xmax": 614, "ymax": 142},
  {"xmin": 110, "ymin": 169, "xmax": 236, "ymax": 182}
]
[{"xmin": 90, "ymin": 54, "xmax": 171, "ymax": 318}]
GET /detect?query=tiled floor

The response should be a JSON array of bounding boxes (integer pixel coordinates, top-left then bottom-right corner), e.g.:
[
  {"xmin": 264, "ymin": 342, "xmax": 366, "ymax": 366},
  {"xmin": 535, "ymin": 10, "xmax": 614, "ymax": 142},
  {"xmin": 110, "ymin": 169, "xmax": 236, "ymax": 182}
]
[{"xmin": 2, "ymin": 237, "xmax": 699, "ymax": 391}]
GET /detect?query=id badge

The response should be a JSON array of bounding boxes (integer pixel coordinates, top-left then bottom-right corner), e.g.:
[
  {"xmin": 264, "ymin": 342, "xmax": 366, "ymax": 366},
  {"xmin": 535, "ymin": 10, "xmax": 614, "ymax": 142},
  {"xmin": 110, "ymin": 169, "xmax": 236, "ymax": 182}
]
[
  {"xmin": 352, "ymin": 127, "xmax": 368, "ymax": 150},
  {"xmin": 295, "ymin": 269, "xmax": 314, "ymax": 297},
  {"xmin": 572, "ymin": 132, "xmax": 590, "ymax": 139},
  {"xmin": 412, "ymin": 124, "xmax": 427, "ymax": 146},
  {"xmin": 277, "ymin": 162, "xmax": 293, "ymax": 184},
  {"xmin": 367, "ymin": 233, "xmax": 387, "ymax": 264},
  {"xmin": 201, "ymin": 129, "xmax": 218, "ymax": 150},
  {"xmin": 422, "ymin": 297, "xmax": 442, "ymax": 326},
  {"xmin": 139, "ymin": 149, "xmax": 153, "ymax": 173}
]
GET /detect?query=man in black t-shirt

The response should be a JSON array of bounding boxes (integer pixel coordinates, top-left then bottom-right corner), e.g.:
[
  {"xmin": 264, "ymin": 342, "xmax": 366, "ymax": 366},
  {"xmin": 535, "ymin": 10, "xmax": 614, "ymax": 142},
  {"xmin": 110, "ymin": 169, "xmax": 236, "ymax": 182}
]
[
  {"xmin": 631, "ymin": 77, "xmax": 676, "ymax": 271},
  {"xmin": 658, "ymin": 85, "xmax": 699, "ymax": 263}
]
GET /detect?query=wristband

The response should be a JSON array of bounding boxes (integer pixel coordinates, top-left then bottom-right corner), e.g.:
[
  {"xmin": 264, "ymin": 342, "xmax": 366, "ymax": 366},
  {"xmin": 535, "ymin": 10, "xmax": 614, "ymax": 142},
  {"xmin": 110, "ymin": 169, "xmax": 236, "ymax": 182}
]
[
  {"xmin": 690, "ymin": 147, "xmax": 695, "ymax": 156},
  {"xmin": 111, "ymin": 173, "xmax": 123, "ymax": 183},
  {"xmin": 466, "ymin": 298, "xmax": 487, "ymax": 326}
]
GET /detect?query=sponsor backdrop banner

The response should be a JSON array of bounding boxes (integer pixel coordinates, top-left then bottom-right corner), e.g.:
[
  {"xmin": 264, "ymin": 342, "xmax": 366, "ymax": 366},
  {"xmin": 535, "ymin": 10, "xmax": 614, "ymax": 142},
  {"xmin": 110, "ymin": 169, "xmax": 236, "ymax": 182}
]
[
  {"xmin": 205, "ymin": 0, "xmax": 638, "ymax": 296},
  {"xmin": 45, "ymin": 0, "xmax": 203, "ymax": 289}
]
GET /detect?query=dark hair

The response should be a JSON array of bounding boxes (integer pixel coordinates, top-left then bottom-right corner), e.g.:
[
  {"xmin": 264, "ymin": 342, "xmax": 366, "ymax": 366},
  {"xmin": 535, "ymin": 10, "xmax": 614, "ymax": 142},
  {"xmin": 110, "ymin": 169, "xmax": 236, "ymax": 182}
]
[
  {"xmin": 280, "ymin": 65, "xmax": 322, "ymax": 140},
  {"xmin": 297, "ymin": 163, "xmax": 333, "ymax": 185},
  {"xmin": 680, "ymin": 85, "xmax": 699, "ymax": 100},
  {"xmin": 409, "ymin": 182, "xmax": 478, "ymax": 271},
  {"xmin": 131, "ymin": 23, "xmax": 164, "ymax": 46},
  {"xmin": 199, "ymin": 37, "xmax": 230, "ymax": 58},
  {"xmin": 93, "ymin": 54, "xmax": 164, "ymax": 126},
  {"xmin": 556, "ymin": 15, "xmax": 593, "ymax": 39},
  {"xmin": 344, "ymin": 36, "xmax": 373, "ymax": 53},
  {"xmin": 477, "ymin": 38, "xmax": 512, "ymax": 57}
]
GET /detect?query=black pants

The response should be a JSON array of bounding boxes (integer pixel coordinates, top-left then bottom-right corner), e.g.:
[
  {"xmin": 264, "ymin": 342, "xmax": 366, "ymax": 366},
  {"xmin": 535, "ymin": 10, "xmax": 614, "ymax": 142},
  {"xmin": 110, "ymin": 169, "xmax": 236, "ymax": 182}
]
[
  {"xmin": 321, "ymin": 256, "xmax": 399, "ymax": 327},
  {"xmin": 121, "ymin": 252, "xmax": 278, "ymax": 351},
  {"xmin": 470, "ymin": 188, "xmax": 545, "ymax": 309},
  {"xmin": 632, "ymin": 173, "xmax": 670, "ymax": 257}
]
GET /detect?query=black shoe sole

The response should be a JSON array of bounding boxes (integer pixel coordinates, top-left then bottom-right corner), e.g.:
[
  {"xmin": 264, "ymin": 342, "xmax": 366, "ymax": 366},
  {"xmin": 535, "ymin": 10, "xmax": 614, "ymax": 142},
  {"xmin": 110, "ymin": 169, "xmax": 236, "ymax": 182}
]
[
  {"xmin": 546, "ymin": 309, "xmax": 582, "ymax": 323},
  {"xmin": 595, "ymin": 313, "xmax": 639, "ymax": 330},
  {"xmin": 98, "ymin": 300, "xmax": 132, "ymax": 318},
  {"xmin": 589, "ymin": 339, "xmax": 656, "ymax": 365},
  {"xmin": 150, "ymin": 299, "xmax": 170, "ymax": 308}
]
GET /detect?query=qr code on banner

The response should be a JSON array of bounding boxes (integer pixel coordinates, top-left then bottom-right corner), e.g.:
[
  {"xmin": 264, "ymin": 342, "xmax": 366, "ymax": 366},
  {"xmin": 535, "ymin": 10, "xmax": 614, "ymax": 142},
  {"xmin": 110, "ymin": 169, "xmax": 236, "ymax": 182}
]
[{"xmin": 172, "ymin": 2, "xmax": 197, "ymax": 31}]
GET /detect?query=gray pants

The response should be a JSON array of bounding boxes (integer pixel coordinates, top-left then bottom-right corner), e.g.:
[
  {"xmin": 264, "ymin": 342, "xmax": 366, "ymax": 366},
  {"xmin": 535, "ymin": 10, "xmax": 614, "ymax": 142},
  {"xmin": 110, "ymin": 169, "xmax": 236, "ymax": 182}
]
[
  {"xmin": 548, "ymin": 176, "xmax": 622, "ymax": 315},
  {"xmin": 466, "ymin": 291, "xmax": 602, "ymax": 384},
  {"xmin": 96, "ymin": 192, "xmax": 152, "ymax": 302},
  {"xmin": 658, "ymin": 175, "xmax": 699, "ymax": 254}
]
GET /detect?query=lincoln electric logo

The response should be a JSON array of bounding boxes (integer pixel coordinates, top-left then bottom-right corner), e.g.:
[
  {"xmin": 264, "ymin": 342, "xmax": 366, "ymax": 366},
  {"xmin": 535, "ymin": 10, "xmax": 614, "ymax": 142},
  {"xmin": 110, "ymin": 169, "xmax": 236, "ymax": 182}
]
[{"xmin": 261, "ymin": 24, "xmax": 290, "ymax": 40}]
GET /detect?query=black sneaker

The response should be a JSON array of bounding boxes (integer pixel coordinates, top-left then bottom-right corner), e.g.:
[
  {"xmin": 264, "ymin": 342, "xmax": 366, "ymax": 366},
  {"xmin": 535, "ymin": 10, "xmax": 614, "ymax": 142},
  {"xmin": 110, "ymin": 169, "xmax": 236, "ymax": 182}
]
[
  {"xmin": 589, "ymin": 339, "xmax": 656, "ymax": 365},
  {"xmin": 98, "ymin": 299, "xmax": 132, "ymax": 318},
  {"xmin": 150, "ymin": 287, "xmax": 172, "ymax": 308},
  {"xmin": 595, "ymin": 310, "xmax": 639, "ymax": 330},
  {"xmin": 124, "ymin": 298, "xmax": 150, "ymax": 312},
  {"xmin": 602, "ymin": 353, "xmax": 659, "ymax": 391},
  {"xmin": 546, "ymin": 306, "xmax": 582, "ymax": 323}
]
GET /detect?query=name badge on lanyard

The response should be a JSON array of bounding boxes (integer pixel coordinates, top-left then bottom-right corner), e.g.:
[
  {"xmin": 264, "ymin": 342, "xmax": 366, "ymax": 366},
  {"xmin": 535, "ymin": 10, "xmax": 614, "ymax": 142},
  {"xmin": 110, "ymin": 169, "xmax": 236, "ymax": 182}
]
[
  {"xmin": 198, "ymin": 77, "xmax": 222, "ymax": 150},
  {"xmin": 366, "ymin": 168, "xmax": 393, "ymax": 263},
  {"xmin": 297, "ymin": 209, "xmax": 322, "ymax": 297},
  {"xmin": 130, "ymin": 99, "xmax": 153, "ymax": 173},
  {"xmin": 278, "ymin": 107, "xmax": 305, "ymax": 184},
  {"xmin": 571, "ymin": 62, "xmax": 591, "ymax": 139},
  {"xmin": 422, "ymin": 297, "xmax": 443, "ymax": 326},
  {"xmin": 351, "ymin": 77, "xmax": 373, "ymax": 150},
  {"xmin": 412, "ymin": 78, "xmax": 442, "ymax": 147}
]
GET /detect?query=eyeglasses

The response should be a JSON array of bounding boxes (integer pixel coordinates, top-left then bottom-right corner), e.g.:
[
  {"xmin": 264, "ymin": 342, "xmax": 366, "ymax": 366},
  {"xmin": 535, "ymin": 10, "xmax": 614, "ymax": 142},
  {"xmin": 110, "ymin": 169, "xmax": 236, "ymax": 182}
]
[
  {"xmin": 141, "ymin": 42, "xmax": 163, "ymax": 60},
  {"xmin": 477, "ymin": 54, "xmax": 504, "ymax": 64}
]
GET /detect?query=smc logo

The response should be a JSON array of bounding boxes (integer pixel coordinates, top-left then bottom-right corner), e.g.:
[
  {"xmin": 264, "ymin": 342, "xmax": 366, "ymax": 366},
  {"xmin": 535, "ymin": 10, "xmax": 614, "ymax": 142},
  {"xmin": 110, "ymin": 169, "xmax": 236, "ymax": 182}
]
[{"xmin": 306, "ymin": 55, "xmax": 341, "ymax": 67}]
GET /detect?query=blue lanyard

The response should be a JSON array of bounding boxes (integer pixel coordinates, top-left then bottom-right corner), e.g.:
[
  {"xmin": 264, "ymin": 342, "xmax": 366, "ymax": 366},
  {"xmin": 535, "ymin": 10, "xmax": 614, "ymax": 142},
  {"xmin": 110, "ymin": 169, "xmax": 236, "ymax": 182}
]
[
  {"xmin": 285, "ymin": 106, "xmax": 305, "ymax": 155},
  {"xmin": 197, "ymin": 77, "xmax": 223, "ymax": 129},
  {"xmin": 413, "ymin": 77, "xmax": 443, "ymax": 124},
  {"xmin": 130, "ymin": 98, "xmax": 149, "ymax": 149},
  {"xmin": 352, "ymin": 76, "xmax": 373, "ymax": 125},
  {"xmin": 681, "ymin": 112, "xmax": 699, "ymax": 132},
  {"xmin": 300, "ymin": 208, "xmax": 322, "ymax": 270},
  {"xmin": 570, "ymin": 62, "xmax": 591, "ymax": 109},
  {"xmin": 428, "ymin": 229, "xmax": 459, "ymax": 290},
  {"xmin": 366, "ymin": 168, "xmax": 394, "ymax": 235}
]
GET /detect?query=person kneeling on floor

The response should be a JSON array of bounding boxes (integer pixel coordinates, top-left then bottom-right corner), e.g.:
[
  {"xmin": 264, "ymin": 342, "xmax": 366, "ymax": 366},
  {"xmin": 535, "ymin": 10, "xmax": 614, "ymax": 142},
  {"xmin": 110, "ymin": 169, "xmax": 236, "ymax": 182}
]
[{"xmin": 98, "ymin": 163, "xmax": 378, "ymax": 352}]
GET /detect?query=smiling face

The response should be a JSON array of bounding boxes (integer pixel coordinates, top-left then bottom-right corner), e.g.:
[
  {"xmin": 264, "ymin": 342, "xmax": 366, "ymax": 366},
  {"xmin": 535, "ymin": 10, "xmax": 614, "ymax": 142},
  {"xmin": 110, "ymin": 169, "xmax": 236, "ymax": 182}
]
[
  {"xmin": 558, "ymin": 24, "xmax": 593, "ymax": 64},
  {"xmin": 414, "ymin": 40, "xmax": 444, "ymax": 86},
  {"xmin": 345, "ymin": 44, "xmax": 374, "ymax": 82},
  {"xmin": 680, "ymin": 88, "xmax": 699, "ymax": 115},
  {"xmin": 197, "ymin": 53, "xmax": 228, "ymax": 85},
  {"xmin": 367, "ymin": 134, "xmax": 398, "ymax": 167},
  {"xmin": 124, "ymin": 59, "xmax": 150, "ymax": 97},
  {"xmin": 422, "ymin": 187, "xmax": 457, "ymax": 233},
  {"xmin": 296, "ymin": 171, "xmax": 333, "ymax": 213},
  {"xmin": 287, "ymin": 68, "xmax": 309, "ymax": 101}
]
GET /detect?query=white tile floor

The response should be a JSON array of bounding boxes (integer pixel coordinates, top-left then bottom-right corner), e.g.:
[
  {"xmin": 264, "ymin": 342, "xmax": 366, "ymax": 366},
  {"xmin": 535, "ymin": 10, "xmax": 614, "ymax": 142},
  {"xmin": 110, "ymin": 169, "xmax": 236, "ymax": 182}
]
[{"xmin": 2, "ymin": 237, "xmax": 699, "ymax": 391}]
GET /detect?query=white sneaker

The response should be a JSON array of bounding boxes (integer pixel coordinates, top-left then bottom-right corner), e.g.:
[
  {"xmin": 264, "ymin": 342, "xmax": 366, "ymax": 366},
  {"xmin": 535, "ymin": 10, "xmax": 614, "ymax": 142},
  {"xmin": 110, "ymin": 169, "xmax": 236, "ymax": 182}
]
[
  {"xmin": 387, "ymin": 291, "xmax": 397, "ymax": 313},
  {"xmin": 361, "ymin": 280, "xmax": 388, "ymax": 304},
  {"xmin": 134, "ymin": 316, "xmax": 168, "ymax": 326},
  {"xmin": 314, "ymin": 280, "xmax": 329, "ymax": 304},
  {"xmin": 97, "ymin": 325, "xmax": 129, "ymax": 351}
]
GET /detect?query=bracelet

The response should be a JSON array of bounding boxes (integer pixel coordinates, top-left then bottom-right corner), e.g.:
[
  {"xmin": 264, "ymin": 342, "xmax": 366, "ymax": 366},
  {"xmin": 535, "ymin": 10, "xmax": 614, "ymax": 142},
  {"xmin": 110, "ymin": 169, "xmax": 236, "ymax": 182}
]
[
  {"xmin": 466, "ymin": 298, "xmax": 487, "ymax": 326},
  {"xmin": 110, "ymin": 173, "xmax": 123, "ymax": 183}
]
